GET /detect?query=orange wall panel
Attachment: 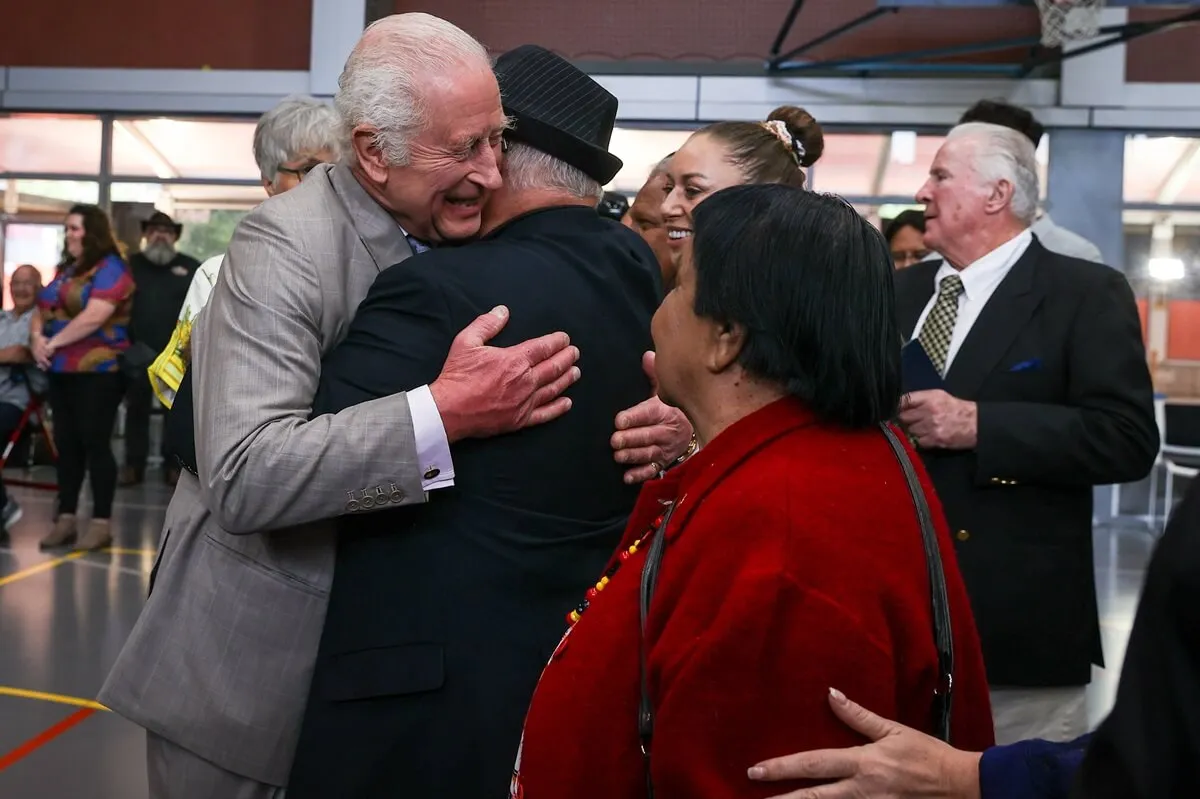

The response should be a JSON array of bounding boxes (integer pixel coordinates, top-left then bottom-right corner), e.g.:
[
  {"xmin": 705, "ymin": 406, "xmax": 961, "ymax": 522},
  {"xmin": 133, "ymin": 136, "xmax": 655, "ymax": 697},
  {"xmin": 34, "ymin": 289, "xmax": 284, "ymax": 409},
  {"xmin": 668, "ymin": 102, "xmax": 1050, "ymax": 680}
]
[
  {"xmin": 397, "ymin": 0, "xmax": 1040, "ymax": 65},
  {"xmin": 1168, "ymin": 299, "xmax": 1200, "ymax": 361},
  {"xmin": 0, "ymin": 0, "xmax": 310, "ymax": 70},
  {"xmin": 1137, "ymin": 298, "xmax": 1149, "ymax": 344}
]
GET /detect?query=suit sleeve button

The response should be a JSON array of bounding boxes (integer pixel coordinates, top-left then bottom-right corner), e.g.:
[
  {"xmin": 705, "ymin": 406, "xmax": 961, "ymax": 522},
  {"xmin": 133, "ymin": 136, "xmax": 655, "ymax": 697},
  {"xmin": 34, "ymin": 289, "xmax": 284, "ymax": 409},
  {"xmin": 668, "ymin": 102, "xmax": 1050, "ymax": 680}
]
[{"xmin": 956, "ymin": 530, "xmax": 970, "ymax": 542}]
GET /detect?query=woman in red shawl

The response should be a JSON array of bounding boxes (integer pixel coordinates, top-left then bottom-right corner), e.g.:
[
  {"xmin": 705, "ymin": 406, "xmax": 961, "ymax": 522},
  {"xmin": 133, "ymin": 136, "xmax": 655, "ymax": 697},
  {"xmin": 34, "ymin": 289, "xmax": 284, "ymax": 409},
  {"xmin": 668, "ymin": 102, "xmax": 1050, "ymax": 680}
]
[{"xmin": 510, "ymin": 185, "xmax": 995, "ymax": 798}]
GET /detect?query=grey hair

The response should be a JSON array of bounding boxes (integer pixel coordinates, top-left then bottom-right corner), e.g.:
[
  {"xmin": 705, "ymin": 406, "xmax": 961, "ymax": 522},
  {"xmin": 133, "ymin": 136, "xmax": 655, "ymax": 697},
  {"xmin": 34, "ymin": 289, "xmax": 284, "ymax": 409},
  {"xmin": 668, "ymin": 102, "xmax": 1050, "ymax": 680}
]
[
  {"xmin": 335, "ymin": 13, "xmax": 490, "ymax": 166},
  {"xmin": 947, "ymin": 121, "xmax": 1040, "ymax": 225},
  {"xmin": 253, "ymin": 95, "xmax": 341, "ymax": 185},
  {"xmin": 503, "ymin": 142, "xmax": 603, "ymax": 202}
]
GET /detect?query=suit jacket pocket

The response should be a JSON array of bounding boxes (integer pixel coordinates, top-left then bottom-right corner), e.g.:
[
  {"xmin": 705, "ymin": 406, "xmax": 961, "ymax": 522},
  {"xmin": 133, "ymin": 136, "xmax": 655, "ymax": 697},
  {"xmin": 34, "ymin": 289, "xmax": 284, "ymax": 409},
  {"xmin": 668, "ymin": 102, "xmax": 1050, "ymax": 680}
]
[{"xmin": 320, "ymin": 643, "xmax": 444, "ymax": 702}]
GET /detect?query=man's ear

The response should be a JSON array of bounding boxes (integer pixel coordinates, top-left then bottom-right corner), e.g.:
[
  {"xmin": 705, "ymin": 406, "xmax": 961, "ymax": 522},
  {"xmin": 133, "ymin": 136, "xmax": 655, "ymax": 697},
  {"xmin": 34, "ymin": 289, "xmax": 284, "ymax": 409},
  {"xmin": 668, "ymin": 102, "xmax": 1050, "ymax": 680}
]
[
  {"xmin": 986, "ymin": 179, "xmax": 1015, "ymax": 216},
  {"xmin": 706, "ymin": 319, "xmax": 746, "ymax": 374},
  {"xmin": 351, "ymin": 126, "xmax": 391, "ymax": 184}
]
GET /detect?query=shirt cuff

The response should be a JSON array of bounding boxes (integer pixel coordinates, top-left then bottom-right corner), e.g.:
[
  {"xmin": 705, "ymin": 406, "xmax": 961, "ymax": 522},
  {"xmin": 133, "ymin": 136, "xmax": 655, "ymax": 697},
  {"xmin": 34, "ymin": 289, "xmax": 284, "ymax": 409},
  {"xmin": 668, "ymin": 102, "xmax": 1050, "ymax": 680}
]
[{"xmin": 408, "ymin": 384, "xmax": 455, "ymax": 491}]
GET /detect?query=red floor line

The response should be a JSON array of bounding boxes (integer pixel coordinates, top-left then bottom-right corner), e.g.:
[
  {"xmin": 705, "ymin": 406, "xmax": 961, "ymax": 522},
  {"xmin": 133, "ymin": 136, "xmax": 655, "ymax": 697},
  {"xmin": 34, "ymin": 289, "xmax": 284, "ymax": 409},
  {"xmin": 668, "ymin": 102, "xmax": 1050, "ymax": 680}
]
[{"xmin": 0, "ymin": 707, "xmax": 97, "ymax": 771}]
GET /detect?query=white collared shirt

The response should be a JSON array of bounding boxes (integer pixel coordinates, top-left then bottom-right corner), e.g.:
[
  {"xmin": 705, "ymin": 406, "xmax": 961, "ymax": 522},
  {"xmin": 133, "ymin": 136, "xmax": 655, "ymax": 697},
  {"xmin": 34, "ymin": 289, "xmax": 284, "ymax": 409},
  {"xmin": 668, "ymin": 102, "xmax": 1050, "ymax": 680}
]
[{"xmin": 911, "ymin": 229, "xmax": 1033, "ymax": 373}]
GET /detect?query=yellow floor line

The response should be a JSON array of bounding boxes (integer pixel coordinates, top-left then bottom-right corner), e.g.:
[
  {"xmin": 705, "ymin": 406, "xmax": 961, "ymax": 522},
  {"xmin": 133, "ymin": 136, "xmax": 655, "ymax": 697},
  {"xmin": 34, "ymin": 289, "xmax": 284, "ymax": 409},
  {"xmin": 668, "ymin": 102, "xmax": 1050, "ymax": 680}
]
[
  {"xmin": 0, "ymin": 551, "xmax": 86, "ymax": 588},
  {"xmin": 0, "ymin": 686, "xmax": 109, "ymax": 711},
  {"xmin": 101, "ymin": 547, "xmax": 158, "ymax": 557}
]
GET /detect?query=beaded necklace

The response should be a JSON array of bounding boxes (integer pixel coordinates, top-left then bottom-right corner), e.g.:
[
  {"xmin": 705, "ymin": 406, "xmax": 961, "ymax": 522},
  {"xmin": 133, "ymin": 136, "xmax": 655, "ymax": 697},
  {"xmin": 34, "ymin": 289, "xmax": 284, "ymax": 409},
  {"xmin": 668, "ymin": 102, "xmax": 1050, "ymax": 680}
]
[{"xmin": 566, "ymin": 505, "xmax": 672, "ymax": 626}]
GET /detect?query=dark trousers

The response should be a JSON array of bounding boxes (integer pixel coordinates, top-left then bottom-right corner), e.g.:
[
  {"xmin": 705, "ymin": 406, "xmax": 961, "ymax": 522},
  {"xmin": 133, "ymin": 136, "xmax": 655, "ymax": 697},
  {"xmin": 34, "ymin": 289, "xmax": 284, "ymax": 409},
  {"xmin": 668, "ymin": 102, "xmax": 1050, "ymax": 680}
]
[
  {"xmin": 0, "ymin": 401, "xmax": 24, "ymax": 511},
  {"xmin": 47, "ymin": 372, "xmax": 125, "ymax": 519},
  {"xmin": 124, "ymin": 371, "xmax": 164, "ymax": 474}
]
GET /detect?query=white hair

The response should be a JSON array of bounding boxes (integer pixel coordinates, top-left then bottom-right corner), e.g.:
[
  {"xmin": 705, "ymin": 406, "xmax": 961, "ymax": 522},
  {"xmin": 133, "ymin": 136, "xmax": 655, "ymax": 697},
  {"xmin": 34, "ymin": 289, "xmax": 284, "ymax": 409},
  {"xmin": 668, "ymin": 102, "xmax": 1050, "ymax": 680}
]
[
  {"xmin": 335, "ymin": 13, "xmax": 491, "ymax": 166},
  {"xmin": 947, "ymin": 121, "xmax": 1040, "ymax": 225},
  {"xmin": 253, "ymin": 95, "xmax": 341, "ymax": 185},
  {"xmin": 503, "ymin": 142, "xmax": 603, "ymax": 202}
]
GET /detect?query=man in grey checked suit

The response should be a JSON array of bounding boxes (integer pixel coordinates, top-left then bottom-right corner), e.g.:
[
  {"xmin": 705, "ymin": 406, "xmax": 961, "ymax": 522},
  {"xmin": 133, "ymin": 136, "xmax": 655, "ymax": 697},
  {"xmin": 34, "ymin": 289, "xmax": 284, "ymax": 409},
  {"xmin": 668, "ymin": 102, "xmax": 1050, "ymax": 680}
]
[{"xmin": 99, "ymin": 14, "xmax": 692, "ymax": 799}]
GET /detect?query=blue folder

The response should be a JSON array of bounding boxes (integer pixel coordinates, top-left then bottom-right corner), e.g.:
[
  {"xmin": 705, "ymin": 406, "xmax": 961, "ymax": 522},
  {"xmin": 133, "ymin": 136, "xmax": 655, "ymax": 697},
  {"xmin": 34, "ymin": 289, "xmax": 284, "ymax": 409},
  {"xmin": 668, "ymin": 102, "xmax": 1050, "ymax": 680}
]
[{"xmin": 901, "ymin": 340, "xmax": 944, "ymax": 393}]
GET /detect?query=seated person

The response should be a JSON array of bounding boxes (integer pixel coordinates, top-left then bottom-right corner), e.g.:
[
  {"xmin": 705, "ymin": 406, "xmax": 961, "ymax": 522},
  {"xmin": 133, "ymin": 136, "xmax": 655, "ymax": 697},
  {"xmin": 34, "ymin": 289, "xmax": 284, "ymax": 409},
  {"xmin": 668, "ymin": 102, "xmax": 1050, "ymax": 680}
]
[{"xmin": 0, "ymin": 264, "xmax": 45, "ymax": 540}]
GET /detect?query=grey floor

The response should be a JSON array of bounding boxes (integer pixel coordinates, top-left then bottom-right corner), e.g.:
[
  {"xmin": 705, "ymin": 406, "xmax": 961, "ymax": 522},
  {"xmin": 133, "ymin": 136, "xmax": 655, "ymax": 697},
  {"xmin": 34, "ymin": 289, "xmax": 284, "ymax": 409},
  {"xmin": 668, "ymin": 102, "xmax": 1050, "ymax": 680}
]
[{"xmin": 0, "ymin": 465, "xmax": 1175, "ymax": 799}]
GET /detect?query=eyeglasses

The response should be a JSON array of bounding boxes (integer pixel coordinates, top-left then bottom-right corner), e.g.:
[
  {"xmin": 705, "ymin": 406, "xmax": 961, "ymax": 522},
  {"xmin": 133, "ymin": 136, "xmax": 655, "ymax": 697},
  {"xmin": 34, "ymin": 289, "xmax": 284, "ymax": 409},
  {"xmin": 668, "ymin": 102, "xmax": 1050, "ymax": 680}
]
[{"xmin": 276, "ymin": 161, "xmax": 322, "ymax": 179}]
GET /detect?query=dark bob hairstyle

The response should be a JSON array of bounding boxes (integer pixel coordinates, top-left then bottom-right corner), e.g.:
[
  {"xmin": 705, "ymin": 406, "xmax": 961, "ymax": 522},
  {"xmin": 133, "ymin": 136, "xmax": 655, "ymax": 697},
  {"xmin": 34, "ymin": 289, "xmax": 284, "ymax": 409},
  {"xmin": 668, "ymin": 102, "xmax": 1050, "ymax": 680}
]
[
  {"xmin": 690, "ymin": 184, "xmax": 901, "ymax": 428},
  {"xmin": 883, "ymin": 209, "xmax": 926, "ymax": 244}
]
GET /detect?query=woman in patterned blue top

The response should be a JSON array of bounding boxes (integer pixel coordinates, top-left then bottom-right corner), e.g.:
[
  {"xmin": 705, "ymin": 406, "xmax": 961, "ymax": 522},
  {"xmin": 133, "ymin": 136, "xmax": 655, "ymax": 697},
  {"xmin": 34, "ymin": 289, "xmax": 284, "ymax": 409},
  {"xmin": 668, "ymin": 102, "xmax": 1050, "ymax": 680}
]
[{"xmin": 33, "ymin": 204, "xmax": 136, "ymax": 552}]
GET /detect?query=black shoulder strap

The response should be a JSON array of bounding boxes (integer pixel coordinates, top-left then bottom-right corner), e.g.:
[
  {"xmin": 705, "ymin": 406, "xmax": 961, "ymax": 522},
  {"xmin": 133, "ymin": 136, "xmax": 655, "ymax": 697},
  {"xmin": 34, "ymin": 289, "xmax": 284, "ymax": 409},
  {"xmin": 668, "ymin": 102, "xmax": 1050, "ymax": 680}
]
[
  {"xmin": 638, "ymin": 500, "xmax": 674, "ymax": 799},
  {"xmin": 879, "ymin": 422, "xmax": 955, "ymax": 742}
]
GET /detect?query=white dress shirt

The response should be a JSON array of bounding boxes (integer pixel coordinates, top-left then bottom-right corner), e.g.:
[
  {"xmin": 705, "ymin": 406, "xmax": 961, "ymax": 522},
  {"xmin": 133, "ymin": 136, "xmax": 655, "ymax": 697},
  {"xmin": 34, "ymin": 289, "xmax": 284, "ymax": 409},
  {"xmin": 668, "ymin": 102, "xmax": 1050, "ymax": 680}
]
[
  {"xmin": 911, "ymin": 229, "xmax": 1033, "ymax": 373},
  {"xmin": 407, "ymin": 385, "xmax": 454, "ymax": 490},
  {"xmin": 395, "ymin": 225, "xmax": 453, "ymax": 491}
]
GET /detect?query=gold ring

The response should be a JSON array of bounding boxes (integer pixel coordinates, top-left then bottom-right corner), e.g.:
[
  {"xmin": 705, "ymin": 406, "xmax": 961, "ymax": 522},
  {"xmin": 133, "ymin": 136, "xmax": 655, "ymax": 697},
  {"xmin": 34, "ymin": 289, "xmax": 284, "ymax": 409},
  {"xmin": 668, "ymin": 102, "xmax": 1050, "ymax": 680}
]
[{"xmin": 649, "ymin": 461, "xmax": 662, "ymax": 473}]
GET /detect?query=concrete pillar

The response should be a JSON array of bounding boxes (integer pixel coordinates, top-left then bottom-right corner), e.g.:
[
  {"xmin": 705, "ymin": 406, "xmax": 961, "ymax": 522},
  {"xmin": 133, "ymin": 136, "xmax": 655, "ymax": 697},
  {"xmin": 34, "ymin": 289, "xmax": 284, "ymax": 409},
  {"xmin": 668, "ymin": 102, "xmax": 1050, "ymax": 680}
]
[
  {"xmin": 1045, "ymin": 129, "xmax": 1127, "ymax": 272},
  {"xmin": 309, "ymin": 0, "xmax": 367, "ymax": 97}
]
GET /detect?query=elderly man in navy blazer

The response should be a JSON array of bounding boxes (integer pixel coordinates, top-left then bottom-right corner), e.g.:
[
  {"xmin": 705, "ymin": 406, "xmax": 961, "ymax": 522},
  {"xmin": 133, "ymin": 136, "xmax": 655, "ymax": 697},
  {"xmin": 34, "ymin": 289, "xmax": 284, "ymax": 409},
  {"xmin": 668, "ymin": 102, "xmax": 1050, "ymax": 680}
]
[
  {"xmin": 894, "ymin": 122, "xmax": 1157, "ymax": 745},
  {"xmin": 286, "ymin": 46, "xmax": 665, "ymax": 798}
]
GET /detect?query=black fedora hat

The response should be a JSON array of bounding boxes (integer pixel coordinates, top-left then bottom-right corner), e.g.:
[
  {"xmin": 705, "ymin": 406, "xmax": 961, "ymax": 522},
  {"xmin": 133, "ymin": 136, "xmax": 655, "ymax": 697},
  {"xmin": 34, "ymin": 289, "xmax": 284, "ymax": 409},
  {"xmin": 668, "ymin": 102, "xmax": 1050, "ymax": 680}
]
[
  {"xmin": 494, "ymin": 45, "xmax": 623, "ymax": 185},
  {"xmin": 141, "ymin": 211, "xmax": 183, "ymax": 236}
]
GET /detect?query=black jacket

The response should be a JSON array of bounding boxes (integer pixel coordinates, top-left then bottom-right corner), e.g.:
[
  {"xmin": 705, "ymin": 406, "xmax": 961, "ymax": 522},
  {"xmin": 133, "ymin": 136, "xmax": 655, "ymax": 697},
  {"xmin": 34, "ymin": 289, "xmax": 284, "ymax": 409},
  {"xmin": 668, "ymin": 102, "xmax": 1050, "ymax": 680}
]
[
  {"xmin": 128, "ymin": 251, "xmax": 200, "ymax": 352},
  {"xmin": 286, "ymin": 206, "xmax": 663, "ymax": 798},
  {"xmin": 1073, "ymin": 479, "xmax": 1200, "ymax": 798},
  {"xmin": 896, "ymin": 239, "xmax": 1157, "ymax": 687}
]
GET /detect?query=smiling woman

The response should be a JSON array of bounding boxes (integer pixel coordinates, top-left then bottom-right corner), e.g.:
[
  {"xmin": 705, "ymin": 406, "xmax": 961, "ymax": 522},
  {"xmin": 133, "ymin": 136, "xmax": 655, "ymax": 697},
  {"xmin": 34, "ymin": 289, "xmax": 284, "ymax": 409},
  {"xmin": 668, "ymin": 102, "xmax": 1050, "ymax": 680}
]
[{"xmin": 659, "ymin": 106, "xmax": 825, "ymax": 284}]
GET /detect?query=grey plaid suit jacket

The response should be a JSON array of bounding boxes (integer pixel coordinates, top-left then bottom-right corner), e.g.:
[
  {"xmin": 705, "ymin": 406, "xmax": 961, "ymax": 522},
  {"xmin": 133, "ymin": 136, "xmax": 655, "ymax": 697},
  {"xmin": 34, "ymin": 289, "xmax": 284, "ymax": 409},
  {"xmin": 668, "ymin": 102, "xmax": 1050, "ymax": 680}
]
[{"xmin": 99, "ymin": 164, "xmax": 425, "ymax": 786}]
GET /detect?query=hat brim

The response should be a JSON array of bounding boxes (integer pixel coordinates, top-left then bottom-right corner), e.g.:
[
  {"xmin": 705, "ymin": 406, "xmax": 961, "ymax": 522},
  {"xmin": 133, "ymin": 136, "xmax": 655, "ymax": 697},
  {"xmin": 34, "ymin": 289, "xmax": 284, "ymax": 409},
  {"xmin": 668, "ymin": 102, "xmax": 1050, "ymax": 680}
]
[
  {"xmin": 141, "ymin": 221, "xmax": 183, "ymax": 235},
  {"xmin": 505, "ymin": 112, "xmax": 623, "ymax": 186}
]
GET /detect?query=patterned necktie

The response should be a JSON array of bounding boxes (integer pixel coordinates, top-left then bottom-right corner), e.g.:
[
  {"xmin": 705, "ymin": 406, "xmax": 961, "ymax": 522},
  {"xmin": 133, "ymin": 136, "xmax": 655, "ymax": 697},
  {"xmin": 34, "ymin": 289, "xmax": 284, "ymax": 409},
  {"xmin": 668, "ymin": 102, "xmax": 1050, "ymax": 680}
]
[
  {"xmin": 917, "ymin": 274, "xmax": 965, "ymax": 376},
  {"xmin": 406, "ymin": 235, "xmax": 431, "ymax": 254}
]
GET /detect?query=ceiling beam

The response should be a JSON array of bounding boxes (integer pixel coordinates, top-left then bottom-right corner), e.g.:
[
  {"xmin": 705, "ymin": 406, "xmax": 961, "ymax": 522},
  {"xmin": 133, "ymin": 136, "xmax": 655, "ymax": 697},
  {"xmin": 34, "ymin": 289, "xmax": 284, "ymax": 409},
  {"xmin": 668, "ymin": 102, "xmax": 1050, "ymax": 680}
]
[
  {"xmin": 870, "ymin": 135, "xmax": 892, "ymax": 196},
  {"xmin": 1154, "ymin": 139, "xmax": 1200, "ymax": 205}
]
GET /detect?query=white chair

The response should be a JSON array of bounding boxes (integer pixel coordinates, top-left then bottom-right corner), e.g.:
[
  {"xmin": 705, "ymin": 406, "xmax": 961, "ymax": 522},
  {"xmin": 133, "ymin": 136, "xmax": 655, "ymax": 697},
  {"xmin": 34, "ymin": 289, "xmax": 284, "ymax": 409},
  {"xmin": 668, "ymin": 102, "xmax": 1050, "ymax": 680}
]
[
  {"xmin": 1163, "ymin": 458, "xmax": 1199, "ymax": 517},
  {"xmin": 1154, "ymin": 399, "xmax": 1200, "ymax": 522}
]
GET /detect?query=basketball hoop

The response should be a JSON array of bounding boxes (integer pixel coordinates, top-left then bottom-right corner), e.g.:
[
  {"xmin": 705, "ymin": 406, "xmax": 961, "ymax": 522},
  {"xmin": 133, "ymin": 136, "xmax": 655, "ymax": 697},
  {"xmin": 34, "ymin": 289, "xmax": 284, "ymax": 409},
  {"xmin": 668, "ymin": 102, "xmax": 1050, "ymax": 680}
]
[{"xmin": 1034, "ymin": 0, "xmax": 1106, "ymax": 47}]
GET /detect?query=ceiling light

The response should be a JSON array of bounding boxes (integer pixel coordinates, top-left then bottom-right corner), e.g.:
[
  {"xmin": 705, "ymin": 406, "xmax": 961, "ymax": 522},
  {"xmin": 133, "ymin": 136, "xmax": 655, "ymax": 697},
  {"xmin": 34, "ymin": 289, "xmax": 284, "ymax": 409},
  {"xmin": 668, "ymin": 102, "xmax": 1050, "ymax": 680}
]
[
  {"xmin": 890, "ymin": 131, "xmax": 916, "ymax": 165},
  {"xmin": 1148, "ymin": 257, "xmax": 1185, "ymax": 282}
]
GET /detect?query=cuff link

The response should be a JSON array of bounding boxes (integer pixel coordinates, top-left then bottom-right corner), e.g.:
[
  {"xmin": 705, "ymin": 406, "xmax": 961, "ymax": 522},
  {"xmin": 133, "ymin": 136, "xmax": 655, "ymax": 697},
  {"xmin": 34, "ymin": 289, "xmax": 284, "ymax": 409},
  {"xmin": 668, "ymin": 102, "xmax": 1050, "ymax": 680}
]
[{"xmin": 423, "ymin": 466, "xmax": 441, "ymax": 481}]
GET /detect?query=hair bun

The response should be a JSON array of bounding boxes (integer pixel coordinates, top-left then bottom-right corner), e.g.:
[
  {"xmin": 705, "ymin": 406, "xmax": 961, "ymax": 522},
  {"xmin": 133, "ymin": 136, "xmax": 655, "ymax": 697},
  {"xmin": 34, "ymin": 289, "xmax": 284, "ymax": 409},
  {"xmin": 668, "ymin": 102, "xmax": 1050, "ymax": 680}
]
[{"xmin": 767, "ymin": 105, "xmax": 824, "ymax": 168}]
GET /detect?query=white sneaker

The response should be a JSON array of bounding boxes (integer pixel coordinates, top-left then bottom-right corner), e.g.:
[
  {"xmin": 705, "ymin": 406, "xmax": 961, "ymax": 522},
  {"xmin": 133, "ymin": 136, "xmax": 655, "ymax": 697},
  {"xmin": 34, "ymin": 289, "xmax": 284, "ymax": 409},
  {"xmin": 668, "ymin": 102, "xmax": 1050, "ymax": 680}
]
[{"xmin": 2, "ymin": 499, "xmax": 23, "ymax": 529}]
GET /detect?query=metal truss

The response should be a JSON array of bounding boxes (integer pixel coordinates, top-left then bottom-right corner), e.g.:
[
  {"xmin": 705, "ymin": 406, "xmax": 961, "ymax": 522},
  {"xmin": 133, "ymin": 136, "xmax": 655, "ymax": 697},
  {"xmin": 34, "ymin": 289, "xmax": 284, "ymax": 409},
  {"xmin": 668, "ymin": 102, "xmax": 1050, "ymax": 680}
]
[{"xmin": 765, "ymin": 0, "xmax": 1200, "ymax": 77}]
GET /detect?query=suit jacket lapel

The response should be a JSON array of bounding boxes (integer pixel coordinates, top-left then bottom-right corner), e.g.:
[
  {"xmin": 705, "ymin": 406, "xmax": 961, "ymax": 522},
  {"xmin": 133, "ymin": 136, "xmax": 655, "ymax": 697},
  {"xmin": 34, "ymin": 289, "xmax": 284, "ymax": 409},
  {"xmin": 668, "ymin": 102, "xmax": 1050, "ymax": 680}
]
[
  {"xmin": 896, "ymin": 259, "xmax": 940, "ymax": 342},
  {"xmin": 327, "ymin": 164, "xmax": 414, "ymax": 271},
  {"xmin": 943, "ymin": 242, "xmax": 1044, "ymax": 398}
]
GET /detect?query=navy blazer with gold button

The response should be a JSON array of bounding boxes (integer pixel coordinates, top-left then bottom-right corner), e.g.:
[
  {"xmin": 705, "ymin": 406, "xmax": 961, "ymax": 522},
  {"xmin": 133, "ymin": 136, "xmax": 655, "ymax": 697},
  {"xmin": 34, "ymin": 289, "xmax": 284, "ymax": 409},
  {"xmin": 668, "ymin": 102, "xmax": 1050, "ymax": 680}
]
[
  {"xmin": 286, "ymin": 205, "xmax": 662, "ymax": 799},
  {"xmin": 896, "ymin": 237, "xmax": 1158, "ymax": 688}
]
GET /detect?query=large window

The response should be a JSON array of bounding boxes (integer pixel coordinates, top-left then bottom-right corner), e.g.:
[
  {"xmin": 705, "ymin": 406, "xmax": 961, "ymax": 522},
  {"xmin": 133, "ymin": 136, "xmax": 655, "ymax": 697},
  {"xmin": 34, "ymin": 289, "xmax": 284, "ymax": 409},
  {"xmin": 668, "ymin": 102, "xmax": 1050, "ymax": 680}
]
[
  {"xmin": 0, "ymin": 113, "xmax": 263, "ymax": 302},
  {"xmin": 0, "ymin": 114, "xmax": 103, "ymax": 174},
  {"xmin": 111, "ymin": 118, "xmax": 259, "ymax": 181}
]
